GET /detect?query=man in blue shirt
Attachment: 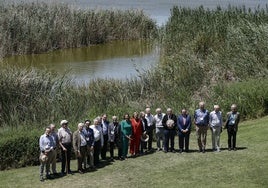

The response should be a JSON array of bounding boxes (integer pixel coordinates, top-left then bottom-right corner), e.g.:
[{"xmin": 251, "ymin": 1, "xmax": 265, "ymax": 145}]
[
  {"xmin": 194, "ymin": 102, "xmax": 209, "ymax": 153},
  {"xmin": 39, "ymin": 126, "xmax": 56, "ymax": 181}
]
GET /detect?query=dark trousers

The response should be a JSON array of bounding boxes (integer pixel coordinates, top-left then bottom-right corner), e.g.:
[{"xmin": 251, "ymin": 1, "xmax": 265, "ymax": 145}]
[
  {"xmin": 140, "ymin": 141, "xmax": 147, "ymax": 153},
  {"xmin": 164, "ymin": 129, "xmax": 176, "ymax": 151},
  {"xmin": 109, "ymin": 141, "xmax": 115, "ymax": 159},
  {"xmin": 147, "ymin": 130, "xmax": 153, "ymax": 150},
  {"xmin": 61, "ymin": 143, "xmax": 72, "ymax": 173},
  {"xmin": 227, "ymin": 128, "xmax": 237, "ymax": 149},
  {"xmin": 94, "ymin": 140, "xmax": 101, "ymax": 165},
  {"xmin": 116, "ymin": 142, "xmax": 122, "ymax": 158},
  {"xmin": 101, "ymin": 134, "xmax": 108, "ymax": 159},
  {"xmin": 178, "ymin": 132, "xmax": 190, "ymax": 151}
]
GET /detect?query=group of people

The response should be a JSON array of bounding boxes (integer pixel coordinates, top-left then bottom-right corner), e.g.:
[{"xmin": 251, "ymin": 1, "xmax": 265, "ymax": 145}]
[{"xmin": 39, "ymin": 102, "xmax": 240, "ymax": 181}]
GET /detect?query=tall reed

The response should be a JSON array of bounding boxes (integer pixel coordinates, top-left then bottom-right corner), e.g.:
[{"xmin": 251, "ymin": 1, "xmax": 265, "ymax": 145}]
[{"xmin": 0, "ymin": 2, "xmax": 157, "ymax": 58}]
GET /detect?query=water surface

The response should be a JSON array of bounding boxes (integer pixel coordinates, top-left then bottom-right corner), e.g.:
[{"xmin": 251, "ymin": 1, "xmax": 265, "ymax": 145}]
[{"xmin": 3, "ymin": 40, "xmax": 158, "ymax": 85}]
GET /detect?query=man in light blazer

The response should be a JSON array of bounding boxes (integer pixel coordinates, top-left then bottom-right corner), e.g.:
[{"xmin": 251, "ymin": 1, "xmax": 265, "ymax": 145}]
[
  {"xmin": 73, "ymin": 123, "xmax": 87, "ymax": 174},
  {"xmin": 177, "ymin": 109, "xmax": 191, "ymax": 153}
]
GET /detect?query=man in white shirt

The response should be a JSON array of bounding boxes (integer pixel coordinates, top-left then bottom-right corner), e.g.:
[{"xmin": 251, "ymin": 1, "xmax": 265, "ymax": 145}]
[
  {"xmin": 209, "ymin": 105, "xmax": 223, "ymax": 152},
  {"xmin": 153, "ymin": 108, "xmax": 165, "ymax": 151},
  {"xmin": 90, "ymin": 118, "xmax": 104, "ymax": 166}
]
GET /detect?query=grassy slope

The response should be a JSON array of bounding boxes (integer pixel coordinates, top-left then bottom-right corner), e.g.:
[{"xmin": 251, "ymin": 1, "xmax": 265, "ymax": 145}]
[{"xmin": 0, "ymin": 116, "xmax": 267, "ymax": 188}]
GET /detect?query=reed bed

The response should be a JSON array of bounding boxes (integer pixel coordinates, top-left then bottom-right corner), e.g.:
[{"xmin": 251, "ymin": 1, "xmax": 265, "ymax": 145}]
[
  {"xmin": 155, "ymin": 5, "xmax": 268, "ymax": 113},
  {"xmin": 0, "ymin": 2, "xmax": 157, "ymax": 58}
]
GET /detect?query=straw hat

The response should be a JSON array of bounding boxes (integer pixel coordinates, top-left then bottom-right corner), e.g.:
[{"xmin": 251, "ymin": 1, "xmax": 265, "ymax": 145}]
[
  {"xmin": 140, "ymin": 134, "xmax": 149, "ymax": 142},
  {"xmin": 166, "ymin": 119, "xmax": 175, "ymax": 129},
  {"xmin": 60, "ymin": 120, "xmax": 68, "ymax": 126},
  {"xmin": 39, "ymin": 153, "xmax": 48, "ymax": 163}
]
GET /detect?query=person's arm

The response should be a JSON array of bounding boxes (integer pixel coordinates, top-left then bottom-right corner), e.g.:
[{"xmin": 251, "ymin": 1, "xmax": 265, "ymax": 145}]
[
  {"xmin": 39, "ymin": 136, "xmax": 44, "ymax": 152},
  {"xmin": 177, "ymin": 116, "xmax": 183, "ymax": 131},
  {"xmin": 235, "ymin": 112, "xmax": 240, "ymax": 131},
  {"xmin": 58, "ymin": 130, "xmax": 66, "ymax": 151},
  {"xmin": 236, "ymin": 112, "xmax": 240, "ymax": 124},
  {"xmin": 193, "ymin": 111, "xmax": 197, "ymax": 125},
  {"xmin": 220, "ymin": 112, "xmax": 223, "ymax": 127},
  {"xmin": 108, "ymin": 124, "xmax": 111, "ymax": 142},
  {"xmin": 91, "ymin": 129, "xmax": 95, "ymax": 147},
  {"xmin": 206, "ymin": 111, "xmax": 210, "ymax": 126},
  {"xmin": 186, "ymin": 115, "xmax": 191, "ymax": 131},
  {"xmin": 162, "ymin": 115, "xmax": 167, "ymax": 129},
  {"xmin": 209, "ymin": 112, "xmax": 212, "ymax": 126},
  {"xmin": 100, "ymin": 127, "xmax": 104, "ymax": 147},
  {"xmin": 73, "ymin": 132, "xmax": 80, "ymax": 156}
]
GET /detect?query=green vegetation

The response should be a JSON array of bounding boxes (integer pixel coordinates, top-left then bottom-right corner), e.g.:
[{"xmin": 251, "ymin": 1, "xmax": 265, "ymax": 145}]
[
  {"xmin": 0, "ymin": 116, "xmax": 268, "ymax": 187},
  {"xmin": 1, "ymin": 4, "xmax": 268, "ymax": 170},
  {"xmin": 0, "ymin": 2, "xmax": 156, "ymax": 58}
]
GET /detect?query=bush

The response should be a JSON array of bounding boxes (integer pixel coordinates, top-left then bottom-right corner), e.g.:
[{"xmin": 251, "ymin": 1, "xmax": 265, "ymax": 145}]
[
  {"xmin": 0, "ymin": 129, "xmax": 40, "ymax": 170},
  {"xmin": 211, "ymin": 79, "xmax": 268, "ymax": 120}
]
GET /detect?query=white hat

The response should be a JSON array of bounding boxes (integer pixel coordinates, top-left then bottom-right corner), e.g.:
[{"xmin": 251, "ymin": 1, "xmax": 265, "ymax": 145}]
[
  {"xmin": 39, "ymin": 153, "xmax": 48, "ymax": 163},
  {"xmin": 140, "ymin": 134, "xmax": 149, "ymax": 142},
  {"xmin": 166, "ymin": 119, "xmax": 175, "ymax": 128},
  {"xmin": 60, "ymin": 120, "xmax": 68, "ymax": 126}
]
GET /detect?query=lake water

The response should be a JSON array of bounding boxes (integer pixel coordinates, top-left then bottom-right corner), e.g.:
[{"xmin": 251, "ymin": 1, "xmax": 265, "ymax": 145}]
[{"xmin": 5, "ymin": 0, "xmax": 268, "ymax": 84}]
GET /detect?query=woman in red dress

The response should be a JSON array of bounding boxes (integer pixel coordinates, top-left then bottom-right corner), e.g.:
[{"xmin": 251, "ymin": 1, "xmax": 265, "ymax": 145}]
[{"xmin": 130, "ymin": 112, "xmax": 143, "ymax": 156}]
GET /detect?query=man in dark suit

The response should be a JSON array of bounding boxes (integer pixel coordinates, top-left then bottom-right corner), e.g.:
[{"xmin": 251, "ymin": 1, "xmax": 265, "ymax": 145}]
[
  {"xmin": 177, "ymin": 109, "xmax": 191, "ymax": 153},
  {"xmin": 225, "ymin": 104, "xmax": 240, "ymax": 151},
  {"xmin": 140, "ymin": 111, "xmax": 148, "ymax": 154},
  {"xmin": 162, "ymin": 108, "xmax": 177, "ymax": 153},
  {"xmin": 83, "ymin": 120, "xmax": 95, "ymax": 169}
]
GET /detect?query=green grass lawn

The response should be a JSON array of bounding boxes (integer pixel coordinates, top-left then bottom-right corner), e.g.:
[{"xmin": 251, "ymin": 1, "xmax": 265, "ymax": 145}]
[{"xmin": 0, "ymin": 116, "xmax": 268, "ymax": 188}]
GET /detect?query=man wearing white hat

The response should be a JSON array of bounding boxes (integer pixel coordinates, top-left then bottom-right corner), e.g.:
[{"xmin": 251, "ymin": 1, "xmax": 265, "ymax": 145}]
[{"xmin": 58, "ymin": 120, "xmax": 73, "ymax": 175}]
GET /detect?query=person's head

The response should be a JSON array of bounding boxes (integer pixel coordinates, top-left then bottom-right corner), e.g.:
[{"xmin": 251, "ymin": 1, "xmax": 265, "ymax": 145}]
[
  {"xmin": 96, "ymin": 116, "xmax": 101, "ymax": 124},
  {"xmin": 50, "ymin": 124, "xmax": 56, "ymax": 132},
  {"xmin": 214, "ymin": 105, "xmax": 220, "ymax": 112},
  {"xmin": 78, "ymin": 123, "xmax": 84, "ymax": 131},
  {"xmin": 133, "ymin": 112, "xmax": 139, "ymax": 119},
  {"xmin": 140, "ymin": 111, "xmax": 145, "ymax": 118},
  {"xmin": 102, "ymin": 114, "xmax": 107, "ymax": 121},
  {"xmin": 199, "ymin": 101, "xmax": 205, "ymax": 110},
  {"xmin": 156, "ymin": 108, "xmax": 162, "ymax": 114},
  {"xmin": 181, "ymin": 108, "xmax": 187, "ymax": 115},
  {"xmin": 231, "ymin": 104, "xmax": 237, "ymax": 112},
  {"xmin": 124, "ymin": 113, "xmax": 130, "ymax": 120},
  {"xmin": 167, "ymin": 108, "xmax": 172, "ymax": 115},
  {"xmin": 85, "ymin": 119, "xmax": 91, "ymax": 127},
  {"xmin": 145, "ymin": 107, "xmax": 151, "ymax": 114},
  {"xmin": 60, "ymin": 120, "xmax": 68, "ymax": 128},
  {"xmin": 112, "ymin": 116, "xmax": 118, "ymax": 122},
  {"xmin": 93, "ymin": 118, "xmax": 99, "ymax": 126},
  {"xmin": 45, "ymin": 127, "xmax": 51, "ymax": 136}
]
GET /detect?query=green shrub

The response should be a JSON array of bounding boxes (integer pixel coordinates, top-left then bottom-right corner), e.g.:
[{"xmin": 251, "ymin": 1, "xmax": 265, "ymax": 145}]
[
  {"xmin": 210, "ymin": 79, "xmax": 268, "ymax": 120},
  {"xmin": 0, "ymin": 129, "xmax": 40, "ymax": 170}
]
